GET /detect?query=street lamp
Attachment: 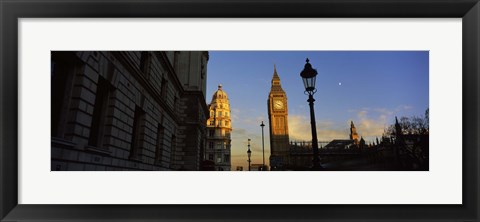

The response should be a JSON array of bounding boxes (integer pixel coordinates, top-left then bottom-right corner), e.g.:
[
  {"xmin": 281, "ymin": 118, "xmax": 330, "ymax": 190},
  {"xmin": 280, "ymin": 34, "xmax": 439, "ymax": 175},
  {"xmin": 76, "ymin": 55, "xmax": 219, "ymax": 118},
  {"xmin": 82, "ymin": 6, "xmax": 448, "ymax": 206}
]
[
  {"xmin": 300, "ymin": 58, "xmax": 322, "ymax": 170},
  {"xmin": 260, "ymin": 121, "xmax": 265, "ymax": 171},
  {"xmin": 247, "ymin": 139, "xmax": 252, "ymax": 171}
]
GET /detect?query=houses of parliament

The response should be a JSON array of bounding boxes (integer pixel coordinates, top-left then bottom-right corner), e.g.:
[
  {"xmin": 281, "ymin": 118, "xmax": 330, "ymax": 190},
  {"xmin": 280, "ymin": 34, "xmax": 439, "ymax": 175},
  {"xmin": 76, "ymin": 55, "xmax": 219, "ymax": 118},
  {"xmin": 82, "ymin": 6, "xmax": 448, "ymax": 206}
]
[
  {"xmin": 267, "ymin": 66, "xmax": 364, "ymax": 170},
  {"xmin": 265, "ymin": 65, "xmax": 427, "ymax": 171}
]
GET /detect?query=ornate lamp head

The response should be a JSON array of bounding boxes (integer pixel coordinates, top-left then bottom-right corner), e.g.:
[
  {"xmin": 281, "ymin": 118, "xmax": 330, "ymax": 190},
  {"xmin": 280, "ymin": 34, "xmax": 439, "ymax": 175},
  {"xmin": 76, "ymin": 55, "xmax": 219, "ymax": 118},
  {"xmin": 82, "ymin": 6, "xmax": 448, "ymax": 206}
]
[{"xmin": 300, "ymin": 58, "xmax": 318, "ymax": 95}]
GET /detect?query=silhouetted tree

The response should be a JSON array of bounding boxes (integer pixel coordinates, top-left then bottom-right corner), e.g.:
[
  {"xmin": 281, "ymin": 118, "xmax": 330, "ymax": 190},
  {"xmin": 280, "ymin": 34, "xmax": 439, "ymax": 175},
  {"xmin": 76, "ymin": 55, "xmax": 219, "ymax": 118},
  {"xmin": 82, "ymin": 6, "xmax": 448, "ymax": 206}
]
[{"xmin": 385, "ymin": 109, "xmax": 429, "ymax": 136}]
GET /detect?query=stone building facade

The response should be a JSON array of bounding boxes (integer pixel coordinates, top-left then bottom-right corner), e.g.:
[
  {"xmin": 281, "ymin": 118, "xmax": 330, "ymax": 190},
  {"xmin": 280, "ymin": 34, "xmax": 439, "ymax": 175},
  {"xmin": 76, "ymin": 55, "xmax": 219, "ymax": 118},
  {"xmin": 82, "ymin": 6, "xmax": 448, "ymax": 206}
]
[
  {"xmin": 51, "ymin": 51, "xmax": 209, "ymax": 170},
  {"xmin": 205, "ymin": 84, "xmax": 232, "ymax": 171}
]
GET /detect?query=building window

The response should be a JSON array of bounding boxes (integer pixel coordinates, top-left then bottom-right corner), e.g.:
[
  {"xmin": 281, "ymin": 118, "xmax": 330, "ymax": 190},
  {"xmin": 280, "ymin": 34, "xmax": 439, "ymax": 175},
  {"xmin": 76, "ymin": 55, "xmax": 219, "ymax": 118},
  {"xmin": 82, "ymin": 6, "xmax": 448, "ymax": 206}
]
[
  {"xmin": 218, "ymin": 111, "xmax": 222, "ymax": 117},
  {"xmin": 161, "ymin": 77, "xmax": 168, "ymax": 97},
  {"xmin": 218, "ymin": 120, "xmax": 222, "ymax": 126},
  {"xmin": 275, "ymin": 117, "xmax": 284, "ymax": 130},
  {"xmin": 224, "ymin": 154, "xmax": 230, "ymax": 162},
  {"xmin": 155, "ymin": 123, "xmax": 165, "ymax": 164},
  {"xmin": 209, "ymin": 142, "xmax": 214, "ymax": 149},
  {"xmin": 173, "ymin": 96, "xmax": 178, "ymax": 110},
  {"xmin": 225, "ymin": 121, "xmax": 229, "ymax": 127},
  {"xmin": 88, "ymin": 76, "xmax": 111, "ymax": 148},
  {"xmin": 139, "ymin": 52, "xmax": 151, "ymax": 76},
  {"xmin": 51, "ymin": 53, "xmax": 76, "ymax": 138},
  {"xmin": 209, "ymin": 130, "xmax": 215, "ymax": 137},
  {"xmin": 208, "ymin": 154, "xmax": 213, "ymax": 160},
  {"xmin": 173, "ymin": 51, "xmax": 179, "ymax": 72},
  {"xmin": 209, "ymin": 120, "xmax": 214, "ymax": 126},
  {"xmin": 129, "ymin": 105, "xmax": 146, "ymax": 160},
  {"xmin": 170, "ymin": 134, "xmax": 177, "ymax": 168}
]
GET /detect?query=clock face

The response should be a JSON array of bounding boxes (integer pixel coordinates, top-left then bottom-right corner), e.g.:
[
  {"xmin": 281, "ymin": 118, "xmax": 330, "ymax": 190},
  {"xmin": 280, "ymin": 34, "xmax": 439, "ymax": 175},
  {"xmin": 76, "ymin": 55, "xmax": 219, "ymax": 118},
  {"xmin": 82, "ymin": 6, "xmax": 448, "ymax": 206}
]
[{"xmin": 274, "ymin": 100, "xmax": 284, "ymax": 110}]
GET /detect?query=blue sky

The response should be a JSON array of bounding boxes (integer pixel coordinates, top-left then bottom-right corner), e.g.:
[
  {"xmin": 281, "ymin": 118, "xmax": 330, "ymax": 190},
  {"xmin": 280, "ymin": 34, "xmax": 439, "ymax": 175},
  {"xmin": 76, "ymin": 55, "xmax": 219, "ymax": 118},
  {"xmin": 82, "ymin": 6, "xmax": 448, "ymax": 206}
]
[{"xmin": 205, "ymin": 51, "xmax": 429, "ymax": 170}]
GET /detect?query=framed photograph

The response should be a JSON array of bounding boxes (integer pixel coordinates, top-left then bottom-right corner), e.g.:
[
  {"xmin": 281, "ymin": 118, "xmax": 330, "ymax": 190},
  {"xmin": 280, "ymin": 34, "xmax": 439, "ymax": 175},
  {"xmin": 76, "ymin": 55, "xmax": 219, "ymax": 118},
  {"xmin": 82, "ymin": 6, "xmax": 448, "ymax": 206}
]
[{"xmin": 1, "ymin": 0, "xmax": 479, "ymax": 221}]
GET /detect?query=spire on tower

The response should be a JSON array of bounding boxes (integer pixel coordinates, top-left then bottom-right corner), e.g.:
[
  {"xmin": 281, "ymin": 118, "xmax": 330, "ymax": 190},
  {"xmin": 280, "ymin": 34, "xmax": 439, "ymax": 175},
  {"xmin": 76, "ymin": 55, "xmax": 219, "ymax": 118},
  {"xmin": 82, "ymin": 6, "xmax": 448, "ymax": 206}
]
[
  {"xmin": 273, "ymin": 64, "xmax": 280, "ymax": 80},
  {"xmin": 270, "ymin": 64, "xmax": 284, "ymax": 92},
  {"xmin": 350, "ymin": 120, "xmax": 359, "ymax": 145}
]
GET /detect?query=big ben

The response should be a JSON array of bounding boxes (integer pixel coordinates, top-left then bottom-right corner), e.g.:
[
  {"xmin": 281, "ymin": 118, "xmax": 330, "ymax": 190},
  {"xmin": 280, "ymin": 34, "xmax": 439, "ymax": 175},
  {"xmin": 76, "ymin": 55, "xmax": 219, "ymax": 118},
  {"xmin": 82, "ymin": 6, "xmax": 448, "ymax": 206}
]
[{"xmin": 268, "ymin": 65, "xmax": 290, "ymax": 170}]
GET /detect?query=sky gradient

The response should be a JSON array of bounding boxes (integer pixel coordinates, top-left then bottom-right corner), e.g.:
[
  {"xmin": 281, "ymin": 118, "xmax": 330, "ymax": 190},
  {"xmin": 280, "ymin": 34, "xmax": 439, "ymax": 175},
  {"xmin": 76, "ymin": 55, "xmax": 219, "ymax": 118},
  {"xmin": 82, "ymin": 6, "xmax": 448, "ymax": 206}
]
[{"xmin": 205, "ymin": 51, "xmax": 429, "ymax": 170}]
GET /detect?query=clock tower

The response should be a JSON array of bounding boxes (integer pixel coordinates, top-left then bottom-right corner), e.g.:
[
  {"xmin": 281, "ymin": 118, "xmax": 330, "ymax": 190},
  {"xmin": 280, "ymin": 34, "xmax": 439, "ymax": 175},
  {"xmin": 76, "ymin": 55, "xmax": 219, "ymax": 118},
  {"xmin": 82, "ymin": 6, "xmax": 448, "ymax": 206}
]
[{"xmin": 268, "ymin": 65, "xmax": 290, "ymax": 170}]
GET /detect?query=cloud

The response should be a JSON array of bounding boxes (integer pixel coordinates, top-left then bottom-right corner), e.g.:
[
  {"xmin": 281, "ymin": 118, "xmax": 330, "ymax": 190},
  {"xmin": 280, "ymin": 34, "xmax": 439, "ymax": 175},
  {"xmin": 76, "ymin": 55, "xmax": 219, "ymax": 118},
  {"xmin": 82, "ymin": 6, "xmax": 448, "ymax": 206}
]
[
  {"xmin": 242, "ymin": 115, "xmax": 265, "ymax": 126},
  {"xmin": 289, "ymin": 107, "xmax": 394, "ymax": 144},
  {"xmin": 230, "ymin": 107, "xmax": 398, "ymax": 169},
  {"xmin": 288, "ymin": 115, "xmax": 348, "ymax": 142},
  {"xmin": 232, "ymin": 128, "xmax": 264, "ymax": 152},
  {"xmin": 234, "ymin": 128, "xmax": 247, "ymax": 136},
  {"xmin": 230, "ymin": 123, "xmax": 271, "ymax": 168},
  {"xmin": 230, "ymin": 108, "xmax": 241, "ymax": 122},
  {"xmin": 345, "ymin": 105, "xmax": 424, "ymax": 144},
  {"xmin": 231, "ymin": 140, "xmax": 269, "ymax": 169},
  {"xmin": 373, "ymin": 108, "xmax": 394, "ymax": 116},
  {"xmin": 353, "ymin": 107, "xmax": 393, "ymax": 140},
  {"xmin": 229, "ymin": 104, "xmax": 420, "ymax": 169}
]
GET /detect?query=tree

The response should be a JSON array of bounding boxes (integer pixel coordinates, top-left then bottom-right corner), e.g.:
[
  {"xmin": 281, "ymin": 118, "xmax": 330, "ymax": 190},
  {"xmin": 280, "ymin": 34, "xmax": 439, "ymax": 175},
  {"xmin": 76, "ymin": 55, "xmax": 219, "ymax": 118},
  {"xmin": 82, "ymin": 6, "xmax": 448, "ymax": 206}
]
[{"xmin": 384, "ymin": 109, "xmax": 429, "ymax": 136}]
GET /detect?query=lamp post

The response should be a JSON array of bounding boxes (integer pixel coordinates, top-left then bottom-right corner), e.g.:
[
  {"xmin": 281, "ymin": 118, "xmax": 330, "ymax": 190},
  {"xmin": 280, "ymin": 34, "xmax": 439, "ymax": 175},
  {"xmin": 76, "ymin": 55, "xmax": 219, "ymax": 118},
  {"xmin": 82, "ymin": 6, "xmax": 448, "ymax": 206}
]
[
  {"xmin": 260, "ymin": 121, "xmax": 265, "ymax": 171},
  {"xmin": 300, "ymin": 58, "xmax": 322, "ymax": 170},
  {"xmin": 247, "ymin": 139, "xmax": 252, "ymax": 171}
]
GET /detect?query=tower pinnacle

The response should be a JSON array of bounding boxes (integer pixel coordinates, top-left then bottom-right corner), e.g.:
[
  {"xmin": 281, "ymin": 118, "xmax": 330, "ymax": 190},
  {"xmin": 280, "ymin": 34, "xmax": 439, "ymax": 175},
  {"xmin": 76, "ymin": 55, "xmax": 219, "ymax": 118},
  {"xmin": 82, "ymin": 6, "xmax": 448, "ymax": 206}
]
[
  {"xmin": 271, "ymin": 65, "xmax": 283, "ymax": 89},
  {"xmin": 273, "ymin": 64, "xmax": 280, "ymax": 80},
  {"xmin": 350, "ymin": 121, "xmax": 359, "ymax": 145}
]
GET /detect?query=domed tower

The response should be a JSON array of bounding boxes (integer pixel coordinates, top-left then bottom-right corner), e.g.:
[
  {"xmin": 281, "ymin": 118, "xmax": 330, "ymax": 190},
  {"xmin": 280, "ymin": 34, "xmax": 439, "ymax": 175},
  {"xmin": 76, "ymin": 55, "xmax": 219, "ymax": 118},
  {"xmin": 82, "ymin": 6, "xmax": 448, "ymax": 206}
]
[{"xmin": 205, "ymin": 84, "xmax": 232, "ymax": 171}]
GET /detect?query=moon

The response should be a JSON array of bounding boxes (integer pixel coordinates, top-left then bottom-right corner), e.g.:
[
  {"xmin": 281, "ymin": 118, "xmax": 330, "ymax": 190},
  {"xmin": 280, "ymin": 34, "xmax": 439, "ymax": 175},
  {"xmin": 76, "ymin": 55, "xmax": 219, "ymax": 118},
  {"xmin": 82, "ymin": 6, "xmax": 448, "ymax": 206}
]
[{"xmin": 338, "ymin": 82, "xmax": 342, "ymax": 86}]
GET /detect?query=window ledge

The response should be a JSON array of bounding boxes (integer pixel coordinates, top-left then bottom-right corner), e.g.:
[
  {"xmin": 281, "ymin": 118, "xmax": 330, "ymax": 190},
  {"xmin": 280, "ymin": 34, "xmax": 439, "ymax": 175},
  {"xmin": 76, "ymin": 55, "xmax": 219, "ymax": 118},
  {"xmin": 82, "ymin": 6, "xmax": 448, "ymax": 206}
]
[
  {"xmin": 51, "ymin": 137, "xmax": 75, "ymax": 149},
  {"xmin": 85, "ymin": 145, "xmax": 112, "ymax": 155}
]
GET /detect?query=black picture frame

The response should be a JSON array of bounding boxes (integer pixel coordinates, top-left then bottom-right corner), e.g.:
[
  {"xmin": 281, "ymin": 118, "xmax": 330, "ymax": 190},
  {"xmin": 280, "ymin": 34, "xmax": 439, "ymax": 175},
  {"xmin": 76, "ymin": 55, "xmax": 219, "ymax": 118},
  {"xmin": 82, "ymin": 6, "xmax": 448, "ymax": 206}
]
[{"xmin": 1, "ymin": 0, "xmax": 479, "ymax": 221}]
